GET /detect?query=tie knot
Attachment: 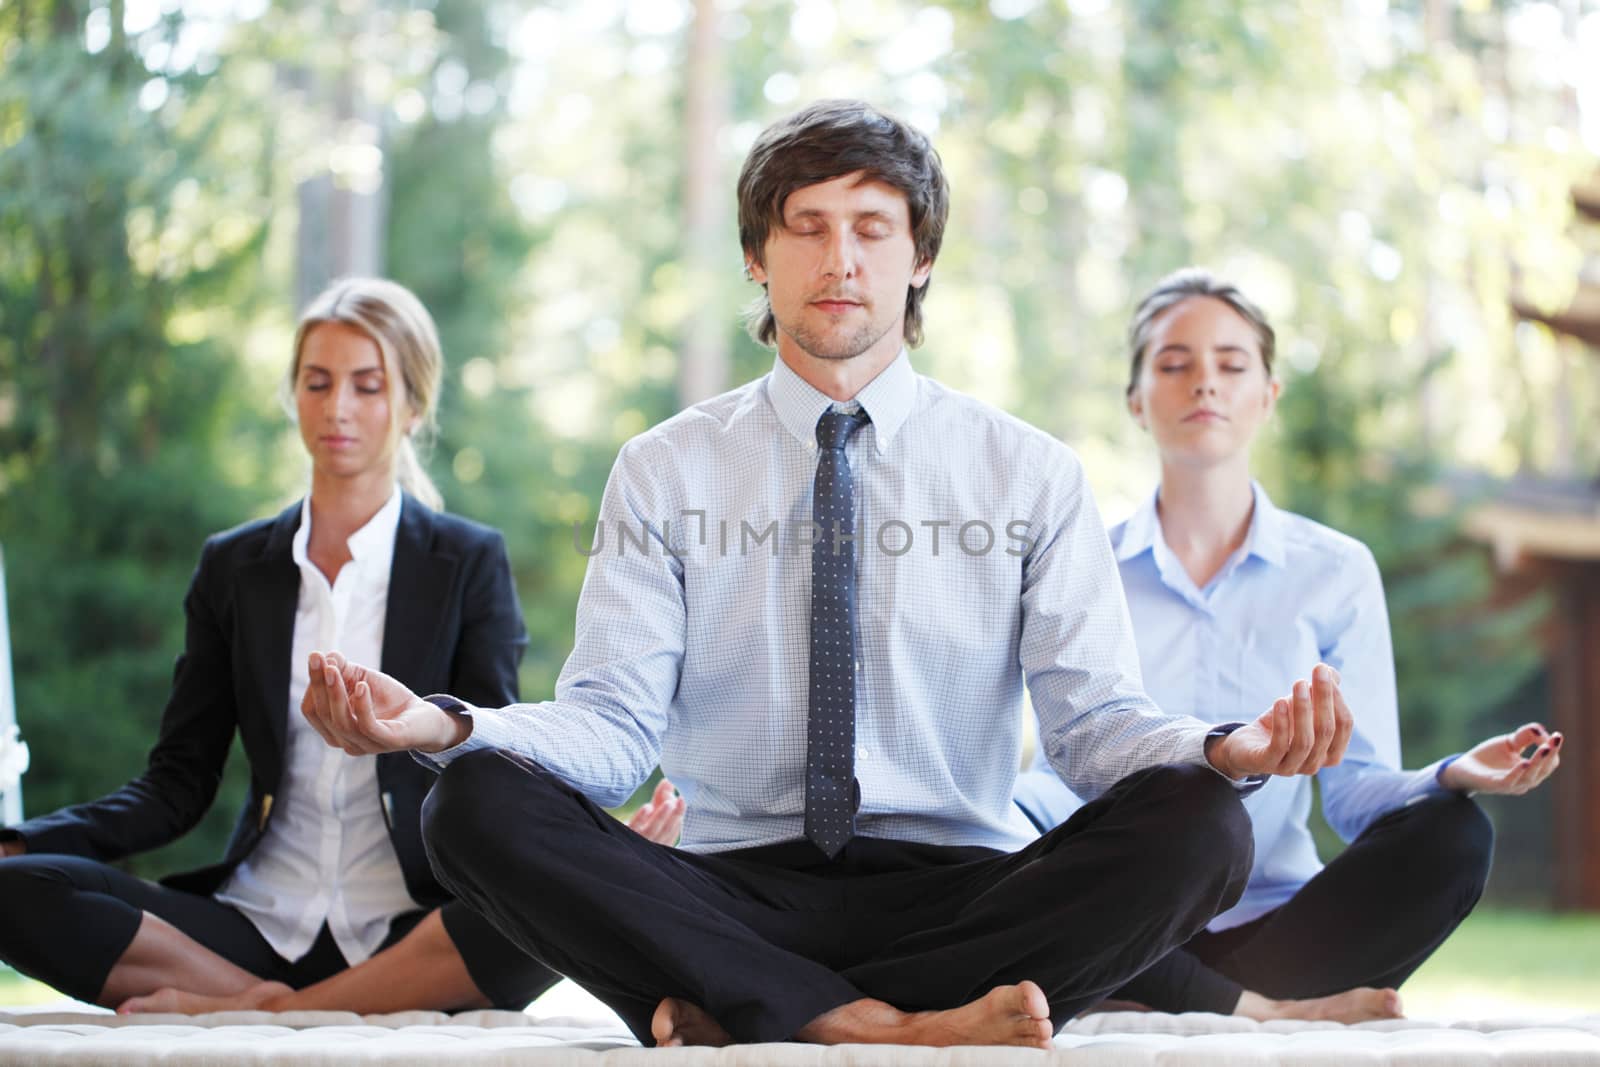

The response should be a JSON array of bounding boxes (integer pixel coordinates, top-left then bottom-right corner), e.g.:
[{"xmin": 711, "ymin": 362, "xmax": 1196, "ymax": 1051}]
[{"xmin": 816, "ymin": 409, "xmax": 867, "ymax": 451}]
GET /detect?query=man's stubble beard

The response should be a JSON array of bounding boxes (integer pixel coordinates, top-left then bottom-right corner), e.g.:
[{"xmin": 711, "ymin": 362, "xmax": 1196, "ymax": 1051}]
[{"xmin": 779, "ymin": 307, "xmax": 898, "ymax": 363}]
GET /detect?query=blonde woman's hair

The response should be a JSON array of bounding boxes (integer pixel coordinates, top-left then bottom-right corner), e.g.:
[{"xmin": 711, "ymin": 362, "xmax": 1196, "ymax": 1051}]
[{"xmin": 288, "ymin": 277, "xmax": 444, "ymax": 509}]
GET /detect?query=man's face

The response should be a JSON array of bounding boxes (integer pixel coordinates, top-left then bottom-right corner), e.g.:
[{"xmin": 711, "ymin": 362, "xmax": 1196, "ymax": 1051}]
[{"xmin": 749, "ymin": 171, "xmax": 933, "ymax": 362}]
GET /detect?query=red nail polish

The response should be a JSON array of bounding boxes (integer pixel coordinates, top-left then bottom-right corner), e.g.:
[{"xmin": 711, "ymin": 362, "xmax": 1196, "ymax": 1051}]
[{"xmin": 1553, "ymin": 736, "xmax": 1564, "ymax": 747}]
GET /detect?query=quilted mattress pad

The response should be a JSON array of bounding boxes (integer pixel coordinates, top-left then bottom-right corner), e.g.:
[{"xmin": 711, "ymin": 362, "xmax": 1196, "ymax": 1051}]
[{"xmin": 3, "ymin": 1008, "xmax": 1599, "ymax": 1065}]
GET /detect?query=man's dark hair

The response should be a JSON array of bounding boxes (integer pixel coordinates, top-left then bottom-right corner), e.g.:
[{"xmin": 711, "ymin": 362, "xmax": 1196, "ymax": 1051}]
[{"xmin": 737, "ymin": 99, "xmax": 950, "ymax": 348}]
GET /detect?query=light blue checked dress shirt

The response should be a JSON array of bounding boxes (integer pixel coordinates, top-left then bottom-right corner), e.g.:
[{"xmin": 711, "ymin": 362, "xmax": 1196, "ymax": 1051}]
[
  {"xmin": 1014, "ymin": 483, "xmax": 1453, "ymax": 930},
  {"xmin": 431, "ymin": 352, "xmax": 1217, "ymax": 854}
]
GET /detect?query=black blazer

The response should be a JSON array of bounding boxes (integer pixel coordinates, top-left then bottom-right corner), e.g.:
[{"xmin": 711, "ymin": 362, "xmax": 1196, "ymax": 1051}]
[{"xmin": 8, "ymin": 493, "xmax": 527, "ymax": 906}]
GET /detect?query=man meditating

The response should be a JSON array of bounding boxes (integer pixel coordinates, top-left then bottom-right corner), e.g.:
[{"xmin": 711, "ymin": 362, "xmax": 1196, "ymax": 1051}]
[{"xmin": 300, "ymin": 99, "xmax": 1354, "ymax": 1049}]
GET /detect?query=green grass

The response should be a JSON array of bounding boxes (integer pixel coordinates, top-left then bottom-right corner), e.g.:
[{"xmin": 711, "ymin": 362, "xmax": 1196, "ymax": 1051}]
[
  {"xmin": 1402, "ymin": 909, "xmax": 1600, "ymax": 1018},
  {"xmin": 0, "ymin": 970, "xmax": 75, "ymax": 1007},
  {"xmin": 3, "ymin": 908, "xmax": 1596, "ymax": 1018}
]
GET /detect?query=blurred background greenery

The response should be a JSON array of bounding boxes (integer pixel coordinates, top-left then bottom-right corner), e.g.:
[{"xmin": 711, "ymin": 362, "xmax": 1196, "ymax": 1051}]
[{"xmin": 0, "ymin": 0, "xmax": 1596, "ymax": 918}]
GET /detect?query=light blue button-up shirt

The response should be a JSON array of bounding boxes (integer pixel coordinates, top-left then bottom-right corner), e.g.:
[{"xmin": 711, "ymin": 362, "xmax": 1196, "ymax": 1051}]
[
  {"xmin": 432, "ymin": 352, "xmax": 1219, "ymax": 853},
  {"xmin": 1015, "ymin": 483, "xmax": 1450, "ymax": 930}
]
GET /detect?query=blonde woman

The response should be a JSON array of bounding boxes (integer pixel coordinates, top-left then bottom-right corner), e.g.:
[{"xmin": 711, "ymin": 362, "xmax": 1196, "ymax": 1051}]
[
  {"xmin": 0, "ymin": 278, "xmax": 683, "ymax": 1013},
  {"xmin": 1015, "ymin": 268, "xmax": 1559, "ymax": 1023}
]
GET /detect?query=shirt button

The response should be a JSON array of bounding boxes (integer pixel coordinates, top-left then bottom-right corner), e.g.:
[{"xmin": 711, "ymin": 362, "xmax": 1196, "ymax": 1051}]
[{"xmin": 857, "ymin": 746, "xmax": 869, "ymax": 760}]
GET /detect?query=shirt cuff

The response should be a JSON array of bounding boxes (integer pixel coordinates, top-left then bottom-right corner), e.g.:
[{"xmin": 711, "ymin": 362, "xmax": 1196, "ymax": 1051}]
[
  {"xmin": 1203, "ymin": 722, "xmax": 1269, "ymax": 795},
  {"xmin": 1423, "ymin": 754, "xmax": 1466, "ymax": 797}
]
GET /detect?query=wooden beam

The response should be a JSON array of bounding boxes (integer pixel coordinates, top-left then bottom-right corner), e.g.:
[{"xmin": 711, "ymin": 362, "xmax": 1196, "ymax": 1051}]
[
  {"xmin": 1464, "ymin": 502, "xmax": 1600, "ymax": 567},
  {"xmin": 1574, "ymin": 177, "xmax": 1600, "ymax": 225},
  {"xmin": 1511, "ymin": 280, "xmax": 1600, "ymax": 349}
]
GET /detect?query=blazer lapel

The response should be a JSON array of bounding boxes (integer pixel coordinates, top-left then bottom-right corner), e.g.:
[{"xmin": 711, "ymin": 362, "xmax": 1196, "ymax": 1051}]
[
  {"xmin": 380, "ymin": 494, "xmax": 455, "ymax": 693},
  {"xmin": 235, "ymin": 501, "xmax": 303, "ymax": 763},
  {"xmin": 377, "ymin": 496, "xmax": 455, "ymax": 819}
]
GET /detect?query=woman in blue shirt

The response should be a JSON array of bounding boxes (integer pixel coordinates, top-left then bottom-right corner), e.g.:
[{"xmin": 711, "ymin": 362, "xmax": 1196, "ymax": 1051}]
[{"xmin": 1014, "ymin": 268, "xmax": 1561, "ymax": 1023}]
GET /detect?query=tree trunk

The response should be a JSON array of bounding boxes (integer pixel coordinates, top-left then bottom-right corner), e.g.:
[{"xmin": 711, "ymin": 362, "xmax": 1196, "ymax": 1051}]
[
  {"xmin": 295, "ymin": 48, "xmax": 386, "ymax": 308},
  {"xmin": 677, "ymin": 0, "xmax": 729, "ymax": 409}
]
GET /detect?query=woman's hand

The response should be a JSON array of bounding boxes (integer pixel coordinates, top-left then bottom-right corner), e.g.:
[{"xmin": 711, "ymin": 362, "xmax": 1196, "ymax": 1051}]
[
  {"xmin": 1440, "ymin": 722, "xmax": 1561, "ymax": 795},
  {"xmin": 626, "ymin": 779, "xmax": 686, "ymax": 846},
  {"xmin": 301, "ymin": 651, "xmax": 469, "ymax": 755}
]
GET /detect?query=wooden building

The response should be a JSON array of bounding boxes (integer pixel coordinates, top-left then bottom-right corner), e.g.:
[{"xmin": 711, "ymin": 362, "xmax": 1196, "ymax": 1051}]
[{"xmin": 1472, "ymin": 170, "xmax": 1600, "ymax": 910}]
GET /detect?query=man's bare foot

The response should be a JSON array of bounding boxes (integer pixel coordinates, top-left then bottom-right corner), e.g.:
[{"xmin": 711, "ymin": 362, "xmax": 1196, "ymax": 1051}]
[
  {"xmin": 1236, "ymin": 986, "xmax": 1403, "ymax": 1024},
  {"xmin": 118, "ymin": 981, "xmax": 294, "ymax": 1015},
  {"xmin": 796, "ymin": 981, "xmax": 1053, "ymax": 1048},
  {"xmin": 652, "ymin": 997, "xmax": 734, "ymax": 1047}
]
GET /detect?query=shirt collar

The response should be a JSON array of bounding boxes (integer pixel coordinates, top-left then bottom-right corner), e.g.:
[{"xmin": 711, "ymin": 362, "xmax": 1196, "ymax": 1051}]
[
  {"xmin": 1240, "ymin": 480, "xmax": 1287, "ymax": 568},
  {"xmin": 767, "ymin": 349, "xmax": 917, "ymax": 455},
  {"xmin": 1114, "ymin": 488, "xmax": 1162, "ymax": 563},
  {"xmin": 291, "ymin": 484, "xmax": 404, "ymax": 571},
  {"xmin": 1115, "ymin": 480, "xmax": 1286, "ymax": 569}
]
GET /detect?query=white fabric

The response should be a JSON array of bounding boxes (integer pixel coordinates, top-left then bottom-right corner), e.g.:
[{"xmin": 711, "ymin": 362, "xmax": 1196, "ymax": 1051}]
[
  {"xmin": 0, "ymin": 548, "xmax": 22, "ymax": 825},
  {"xmin": 3, "ymin": 1009, "xmax": 1598, "ymax": 1065},
  {"xmin": 215, "ymin": 487, "xmax": 416, "ymax": 965},
  {"xmin": 428, "ymin": 351, "xmax": 1215, "ymax": 854}
]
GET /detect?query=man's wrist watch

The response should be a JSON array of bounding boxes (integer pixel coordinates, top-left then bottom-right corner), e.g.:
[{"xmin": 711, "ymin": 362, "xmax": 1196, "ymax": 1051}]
[
  {"xmin": 421, "ymin": 694, "xmax": 472, "ymax": 750},
  {"xmin": 422, "ymin": 694, "xmax": 470, "ymax": 716},
  {"xmin": 1206, "ymin": 722, "xmax": 1268, "ymax": 793},
  {"xmin": 1205, "ymin": 721, "xmax": 1246, "ymax": 774}
]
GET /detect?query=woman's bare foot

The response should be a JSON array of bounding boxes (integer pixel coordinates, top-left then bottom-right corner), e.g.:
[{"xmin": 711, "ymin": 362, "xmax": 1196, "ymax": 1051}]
[
  {"xmin": 118, "ymin": 980, "xmax": 294, "ymax": 1015},
  {"xmin": 652, "ymin": 998, "xmax": 734, "ymax": 1047},
  {"xmin": 1235, "ymin": 986, "xmax": 1403, "ymax": 1024},
  {"xmin": 797, "ymin": 981, "xmax": 1053, "ymax": 1048}
]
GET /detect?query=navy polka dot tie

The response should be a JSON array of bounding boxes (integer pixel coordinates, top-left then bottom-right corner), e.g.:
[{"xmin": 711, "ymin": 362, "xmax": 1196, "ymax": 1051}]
[{"xmin": 806, "ymin": 408, "xmax": 869, "ymax": 859}]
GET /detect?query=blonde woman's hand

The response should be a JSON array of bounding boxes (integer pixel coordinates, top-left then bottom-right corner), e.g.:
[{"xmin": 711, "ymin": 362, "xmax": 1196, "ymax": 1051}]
[
  {"xmin": 627, "ymin": 779, "xmax": 686, "ymax": 846},
  {"xmin": 301, "ymin": 651, "xmax": 469, "ymax": 755}
]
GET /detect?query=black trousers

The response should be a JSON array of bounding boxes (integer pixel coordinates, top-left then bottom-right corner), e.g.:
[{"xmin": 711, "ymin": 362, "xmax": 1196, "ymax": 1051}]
[
  {"xmin": 0, "ymin": 853, "xmax": 559, "ymax": 1009},
  {"xmin": 1114, "ymin": 792, "xmax": 1495, "ymax": 1013},
  {"xmin": 421, "ymin": 750, "xmax": 1255, "ymax": 1045}
]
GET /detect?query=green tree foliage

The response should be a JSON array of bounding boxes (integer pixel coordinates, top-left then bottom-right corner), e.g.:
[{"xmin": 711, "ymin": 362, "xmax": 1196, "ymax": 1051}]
[
  {"xmin": 0, "ymin": 0, "xmax": 277, "ymax": 876},
  {"xmin": 380, "ymin": 0, "xmax": 695, "ymax": 807},
  {"xmin": 379, "ymin": 0, "xmax": 572, "ymax": 686}
]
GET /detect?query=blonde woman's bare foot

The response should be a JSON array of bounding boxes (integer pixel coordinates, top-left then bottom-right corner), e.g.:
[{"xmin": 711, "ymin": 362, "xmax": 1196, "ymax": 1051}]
[
  {"xmin": 797, "ymin": 981, "xmax": 1053, "ymax": 1048},
  {"xmin": 118, "ymin": 981, "xmax": 294, "ymax": 1015},
  {"xmin": 651, "ymin": 998, "xmax": 733, "ymax": 1047},
  {"xmin": 1236, "ymin": 986, "xmax": 1403, "ymax": 1024}
]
